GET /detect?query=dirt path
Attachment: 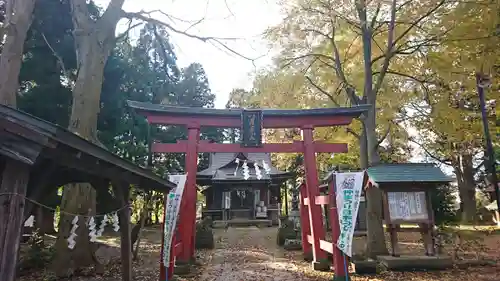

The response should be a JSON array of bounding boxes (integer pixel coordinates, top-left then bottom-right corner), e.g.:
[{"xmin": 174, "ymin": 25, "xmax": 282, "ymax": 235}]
[{"xmin": 195, "ymin": 227, "xmax": 329, "ymax": 281}]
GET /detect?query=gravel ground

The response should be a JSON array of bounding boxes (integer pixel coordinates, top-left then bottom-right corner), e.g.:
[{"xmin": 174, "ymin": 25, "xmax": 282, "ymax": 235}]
[
  {"xmin": 194, "ymin": 227, "xmax": 325, "ymax": 281},
  {"xmin": 17, "ymin": 225, "xmax": 500, "ymax": 281}
]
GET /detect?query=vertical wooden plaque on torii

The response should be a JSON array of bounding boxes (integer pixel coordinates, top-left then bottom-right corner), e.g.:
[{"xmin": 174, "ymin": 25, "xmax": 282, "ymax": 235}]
[{"xmin": 241, "ymin": 109, "xmax": 263, "ymax": 147}]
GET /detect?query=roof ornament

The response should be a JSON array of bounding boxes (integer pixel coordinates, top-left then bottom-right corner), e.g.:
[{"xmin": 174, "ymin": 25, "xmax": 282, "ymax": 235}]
[
  {"xmin": 262, "ymin": 160, "xmax": 271, "ymax": 174},
  {"xmin": 242, "ymin": 160, "xmax": 250, "ymax": 180}
]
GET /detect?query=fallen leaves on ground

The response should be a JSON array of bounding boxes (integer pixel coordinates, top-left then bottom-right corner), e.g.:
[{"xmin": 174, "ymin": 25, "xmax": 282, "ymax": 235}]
[{"xmin": 18, "ymin": 225, "xmax": 500, "ymax": 281}]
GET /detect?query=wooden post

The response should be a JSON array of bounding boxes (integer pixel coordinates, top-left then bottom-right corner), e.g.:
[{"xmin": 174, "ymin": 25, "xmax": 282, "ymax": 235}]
[
  {"xmin": 284, "ymin": 182, "xmax": 289, "ymax": 216},
  {"xmin": 0, "ymin": 160, "xmax": 30, "ymax": 281},
  {"xmin": 179, "ymin": 124, "xmax": 200, "ymax": 261},
  {"xmin": 114, "ymin": 182, "xmax": 132, "ymax": 281},
  {"xmin": 301, "ymin": 126, "xmax": 326, "ymax": 262},
  {"xmin": 159, "ymin": 193, "xmax": 168, "ymax": 281},
  {"xmin": 299, "ymin": 183, "xmax": 312, "ymax": 258},
  {"xmin": 329, "ymin": 176, "xmax": 348, "ymax": 280}
]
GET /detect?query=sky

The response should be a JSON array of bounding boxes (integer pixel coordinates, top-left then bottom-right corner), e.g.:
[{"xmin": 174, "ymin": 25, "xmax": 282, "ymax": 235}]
[
  {"xmin": 96, "ymin": 0, "xmax": 284, "ymax": 109},
  {"xmin": 94, "ymin": 0, "xmax": 444, "ymax": 169}
]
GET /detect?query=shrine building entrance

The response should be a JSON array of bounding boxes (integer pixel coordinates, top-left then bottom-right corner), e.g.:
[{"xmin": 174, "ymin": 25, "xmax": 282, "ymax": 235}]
[{"xmin": 127, "ymin": 101, "xmax": 370, "ymax": 280}]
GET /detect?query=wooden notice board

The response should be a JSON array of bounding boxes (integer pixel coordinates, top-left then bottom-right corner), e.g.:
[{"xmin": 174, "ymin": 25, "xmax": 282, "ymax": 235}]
[{"xmin": 387, "ymin": 191, "xmax": 429, "ymax": 222}]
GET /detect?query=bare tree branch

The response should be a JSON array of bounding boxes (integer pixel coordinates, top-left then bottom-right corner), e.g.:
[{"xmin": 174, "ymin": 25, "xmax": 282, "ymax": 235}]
[
  {"xmin": 391, "ymin": 0, "xmax": 447, "ymax": 48},
  {"xmin": 329, "ymin": 21, "xmax": 360, "ymax": 105},
  {"xmin": 282, "ymin": 52, "xmax": 335, "ymax": 69},
  {"xmin": 345, "ymin": 127, "xmax": 360, "ymax": 138},
  {"xmin": 41, "ymin": 33, "xmax": 71, "ymax": 82},
  {"xmin": 372, "ymin": 0, "xmax": 397, "ymax": 96},
  {"xmin": 377, "ymin": 123, "xmax": 392, "ymax": 146},
  {"xmin": 305, "ymin": 76, "xmax": 341, "ymax": 107},
  {"xmin": 122, "ymin": 11, "xmax": 257, "ymax": 61},
  {"xmin": 115, "ymin": 19, "xmax": 143, "ymax": 42},
  {"xmin": 408, "ymin": 137, "xmax": 452, "ymax": 165},
  {"xmin": 152, "ymin": 25, "xmax": 175, "ymax": 82}
]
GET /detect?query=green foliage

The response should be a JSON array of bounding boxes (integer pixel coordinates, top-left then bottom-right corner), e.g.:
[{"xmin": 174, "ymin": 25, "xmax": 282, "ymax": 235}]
[
  {"xmin": 13, "ymin": 0, "xmax": 223, "ymax": 222},
  {"xmin": 18, "ymin": 230, "xmax": 55, "ymax": 272},
  {"xmin": 431, "ymin": 184, "xmax": 459, "ymax": 226}
]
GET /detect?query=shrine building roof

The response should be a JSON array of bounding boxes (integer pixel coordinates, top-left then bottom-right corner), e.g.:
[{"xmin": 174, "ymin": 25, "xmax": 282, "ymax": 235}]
[
  {"xmin": 197, "ymin": 152, "xmax": 291, "ymax": 182},
  {"xmin": 0, "ymin": 104, "xmax": 176, "ymax": 193}
]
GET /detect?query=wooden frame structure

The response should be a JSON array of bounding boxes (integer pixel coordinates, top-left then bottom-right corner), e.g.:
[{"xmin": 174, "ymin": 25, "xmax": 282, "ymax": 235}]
[
  {"xmin": 0, "ymin": 105, "xmax": 176, "ymax": 281},
  {"xmin": 127, "ymin": 100, "xmax": 370, "ymax": 280},
  {"xmin": 299, "ymin": 176, "xmax": 349, "ymax": 280},
  {"xmin": 365, "ymin": 163, "xmax": 452, "ymax": 257}
]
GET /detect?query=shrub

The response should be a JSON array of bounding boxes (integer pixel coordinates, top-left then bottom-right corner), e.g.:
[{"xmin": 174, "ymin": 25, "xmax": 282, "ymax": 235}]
[
  {"xmin": 431, "ymin": 184, "xmax": 459, "ymax": 226},
  {"xmin": 195, "ymin": 217, "xmax": 214, "ymax": 249},
  {"xmin": 276, "ymin": 218, "xmax": 298, "ymax": 246}
]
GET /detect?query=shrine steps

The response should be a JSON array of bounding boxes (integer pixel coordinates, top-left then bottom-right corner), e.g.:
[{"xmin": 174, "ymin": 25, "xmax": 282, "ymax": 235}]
[{"xmin": 212, "ymin": 219, "xmax": 273, "ymax": 228}]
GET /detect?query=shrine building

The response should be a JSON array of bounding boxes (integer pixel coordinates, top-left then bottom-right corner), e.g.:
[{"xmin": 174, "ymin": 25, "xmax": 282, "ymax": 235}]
[{"xmin": 197, "ymin": 152, "xmax": 292, "ymax": 226}]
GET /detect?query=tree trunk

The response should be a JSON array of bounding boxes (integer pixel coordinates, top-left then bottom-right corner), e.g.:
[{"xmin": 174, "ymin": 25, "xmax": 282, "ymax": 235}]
[
  {"xmin": 455, "ymin": 154, "xmax": 476, "ymax": 223},
  {"xmin": 133, "ymin": 193, "xmax": 152, "ymax": 260},
  {"xmin": 356, "ymin": 2, "xmax": 389, "ymax": 255},
  {"xmin": 364, "ymin": 94, "xmax": 389, "ymax": 258},
  {"xmin": 52, "ymin": 30, "xmax": 114, "ymax": 277},
  {"xmin": 359, "ymin": 122, "xmax": 368, "ymax": 169},
  {"xmin": 53, "ymin": 183, "xmax": 100, "ymax": 276},
  {"xmin": 0, "ymin": 0, "xmax": 37, "ymax": 107},
  {"xmin": 35, "ymin": 206, "xmax": 56, "ymax": 235}
]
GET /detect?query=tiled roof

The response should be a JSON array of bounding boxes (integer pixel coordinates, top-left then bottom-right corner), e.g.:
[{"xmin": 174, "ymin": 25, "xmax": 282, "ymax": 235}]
[
  {"xmin": 366, "ymin": 163, "xmax": 452, "ymax": 184},
  {"xmin": 197, "ymin": 152, "xmax": 290, "ymax": 179}
]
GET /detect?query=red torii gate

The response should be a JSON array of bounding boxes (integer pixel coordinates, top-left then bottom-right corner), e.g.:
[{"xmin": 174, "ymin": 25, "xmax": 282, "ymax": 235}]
[{"xmin": 127, "ymin": 101, "xmax": 369, "ymax": 280}]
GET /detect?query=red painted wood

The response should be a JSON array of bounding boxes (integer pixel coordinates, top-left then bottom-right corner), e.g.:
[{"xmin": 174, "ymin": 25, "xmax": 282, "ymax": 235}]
[
  {"xmin": 329, "ymin": 178, "xmax": 348, "ymax": 278},
  {"xmin": 174, "ymin": 242, "xmax": 182, "ymax": 255},
  {"xmin": 146, "ymin": 114, "xmax": 353, "ymax": 128},
  {"xmin": 299, "ymin": 184, "xmax": 312, "ymax": 257},
  {"xmin": 151, "ymin": 140, "xmax": 348, "ymax": 154},
  {"xmin": 179, "ymin": 126, "xmax": 200, "ymax": 261},
  {"xmin": 302, "ymin": 127, "xmax": 327, "ymax": 261}
]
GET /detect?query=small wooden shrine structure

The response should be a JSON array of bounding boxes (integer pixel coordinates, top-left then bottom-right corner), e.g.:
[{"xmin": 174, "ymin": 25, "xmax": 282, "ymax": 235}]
[
  {"xmin": 365, "ymin": 163, "xmax": 451, "ymax": 258},
  {"xmin": 0, "ymin": 105, "xmax": 176, "ymax": 281},
  {"xmin": 197, "ymin": 152, "xmax": 292, "ymax": 225}
]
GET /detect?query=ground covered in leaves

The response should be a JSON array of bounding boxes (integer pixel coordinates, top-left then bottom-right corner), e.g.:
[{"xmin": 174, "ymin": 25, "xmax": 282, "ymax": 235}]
[{"xmin": 18, "ymin": 225, "xmax": 500, "ymax": 281}]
